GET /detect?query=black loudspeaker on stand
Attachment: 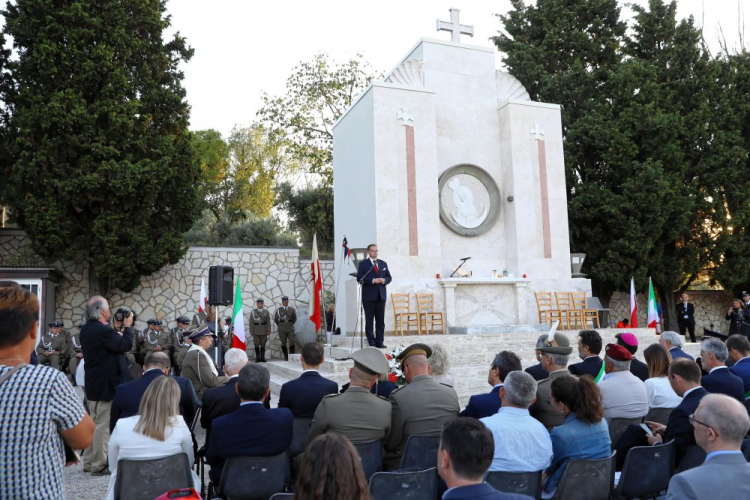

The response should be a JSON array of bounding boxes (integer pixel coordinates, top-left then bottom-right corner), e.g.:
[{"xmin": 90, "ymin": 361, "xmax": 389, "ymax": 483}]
[{"xmin": 208, "ymin": 265, "xmax": 234, "ymax": 306}]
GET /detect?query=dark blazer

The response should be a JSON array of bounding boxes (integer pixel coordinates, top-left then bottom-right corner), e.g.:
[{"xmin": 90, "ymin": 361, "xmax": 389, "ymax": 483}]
[
  {"xmin": 676, "ymin": 302, "xmax": 695, "ymax": 322},
  {"xmin": 109, "ymin": 369, "xmax": 198, "ymax": 432},
  {"xmin": 357, "ymin": 258, "xmax": 392, "ymax": 302},
  {"xmin": 701, "ymin": 367, "xmax": 746, "ymax": 402},
  {"xmin": 206, "ymin": 403, "xmax": 293, "ymax": 483},
  {"xmin": 568, "ymin": 356, "xmax": 603, "ymax": 379},
  {"xmin": 81, "ymin": 320, "xmax": 133, "ymax": 401},
  {"xmin": 669, "ymin": 347, "xmax": 694, "ymax": 361},
  {"xmin": 525, "ymin": 363, "xmax": 548, "ymax": 381},
  {"xmin": 729, "ymin": 358, "xmax": 750, "ymax": 393},
  {"xmin": 442, "ymin": 482, "xmax": 533, "ymax": 500},
  {"xmin": 201, "ymin": 378, "xmax": 241, "ymax": 444},
  {"xmin": 629, "ymin": 357, "xmax": 649, "ymax": 382},
  {"xmin": 460, "ymin": 385, "xmax": 502, "ymax": 419},
  {"xmin": 340, "ymin": 379, "xmax": 397, "ymax": 399},
  {"xmin": 278, "ymin": 371, "xmax": 338, "ymax": 418},
  {"xmin": 664, "ymin": 387, "xmax": 708, "ymax": 463}
]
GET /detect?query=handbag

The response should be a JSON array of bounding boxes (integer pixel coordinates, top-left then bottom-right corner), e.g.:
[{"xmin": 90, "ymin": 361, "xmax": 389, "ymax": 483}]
[{"xmin": 0, "ymin": 363, "xmax": 81, "ymax": 464}]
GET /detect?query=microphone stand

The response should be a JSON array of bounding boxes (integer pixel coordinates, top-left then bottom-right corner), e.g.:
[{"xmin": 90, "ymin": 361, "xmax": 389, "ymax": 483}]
[
  {"xmin": 450, "ymin": 257, "xmax": 471, "ymax": 278},
  {"xmin": 346, "ymin": 265, "xmax": 374, "ymax": 358}
]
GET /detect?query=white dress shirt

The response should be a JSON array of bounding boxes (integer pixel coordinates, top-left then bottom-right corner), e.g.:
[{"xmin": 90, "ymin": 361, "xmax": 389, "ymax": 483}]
[
  {"xmin": 600, "ymin": 370, "xmax": 649, "ymax": 419},
  {"xmin": 645, "ymin": 376, "xmax": 682, "ymax": 408}
]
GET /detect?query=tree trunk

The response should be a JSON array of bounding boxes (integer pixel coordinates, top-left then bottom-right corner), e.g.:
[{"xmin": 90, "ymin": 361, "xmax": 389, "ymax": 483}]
[
  {"xmin": 87, "ymin": 260, "xmax": 109, "ymax": 298},
  {"xmin": 657, "ymin": 284, "xmax": 678, "ymax": 333}
]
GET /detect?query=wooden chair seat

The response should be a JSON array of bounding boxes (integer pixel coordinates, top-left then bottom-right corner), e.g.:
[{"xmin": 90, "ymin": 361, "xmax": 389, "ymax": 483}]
[
  {"xmin": 416, "ymin": 293, "xmax": 444, "ymax": 335},
  {"xmin": 391, "ymin": 293, "xmax": 420, "ymax": 336}
]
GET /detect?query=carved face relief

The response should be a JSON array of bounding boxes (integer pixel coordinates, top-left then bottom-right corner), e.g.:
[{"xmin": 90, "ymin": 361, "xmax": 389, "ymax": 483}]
[{"xmin": 438, "ymin": 165, "xmax": 500, "ymax": 237}]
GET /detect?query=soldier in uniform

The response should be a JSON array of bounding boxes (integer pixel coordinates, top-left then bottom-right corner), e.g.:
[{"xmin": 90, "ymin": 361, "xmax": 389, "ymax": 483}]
[
  {"xmin": 529, "ymin": 332, "xmax": 575, "ymax": 429},
  {"xmin": 181, "ymin": 326, "xmax": 227, "ymax": 400},
  {"xmin": 308, "ymin": 347, "xmax": 392, "ymax": 446},
  {"xmin": 141, "ymin": 319, "xmax": 172, "ymax": 365},
  {"xmin": 249, "ymin": 299, "xmax": 271, "ymax": 362},
  {"xmin": 37, "ymin": 321, "xmax": 68, "ymax": 370},
  {"xmin": 171, "ymin": 316, "xmax": 192, "ymax": 374},
  {"xmin": 67, "ymin": 323, "xmax": 85, "ymax": 380},
  {"xmin": 274, "ymin": 296, "xmax": 297, "ymax": 361},
  {"xmin": 385, "ymin": 343, "xmax": 460, "ymax": 469}
]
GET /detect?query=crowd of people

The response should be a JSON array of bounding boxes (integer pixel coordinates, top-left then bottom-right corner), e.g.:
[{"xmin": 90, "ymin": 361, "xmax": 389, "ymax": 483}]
[{"xmin": 3, "ymin": 283, "xmax": 750, "ymax": 499}]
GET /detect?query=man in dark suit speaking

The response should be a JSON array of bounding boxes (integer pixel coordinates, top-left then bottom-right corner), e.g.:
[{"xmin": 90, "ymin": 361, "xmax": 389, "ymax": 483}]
[{"xmin": 357, "ymin": 244, "xmax": 392, "ymax": 349}]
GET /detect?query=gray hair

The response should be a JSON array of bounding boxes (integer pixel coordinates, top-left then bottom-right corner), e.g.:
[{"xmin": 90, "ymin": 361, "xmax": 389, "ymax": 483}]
[
  {"xmin": 535, "ymin": 334, "xmax": 547, "ymax": 348},
  {"xmin": 428, "ymin": 344, "xmax": 451, "ymax": 375},
  {"xmin": 547, "ymin": 353, "xmax": 569, "ymax": 366},
  {"xmin": 661, "ymin": 331, "xmax": 683, "ymax": 348},
  {"xmin": 491, "ymin": 351, "xmax": 522, "ymax": 381},
  {"xmin": 699, "ymin": 394, "xmax": 750, "ymax": 446},
  {"xmin": 85, "ymin": 296, "xmax": 109, "ymax": 321},
  {"xmin": 503, "ymin": 371, "xmax": 538, "ymax": 408},
  {"xmin": 224, "ymin": 348, "xmax": 249, "ymax": 375},
  {"xmin": 701, "ymin": 338, "xmax": 728, "ymax": 362},
  {"xmin": 606, "ymin": 356, "xmax": 631, "ymax": 372}
]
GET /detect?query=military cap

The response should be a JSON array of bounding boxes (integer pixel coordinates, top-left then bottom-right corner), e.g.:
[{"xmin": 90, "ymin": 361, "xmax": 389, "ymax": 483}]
[
  {"xmin": 188, "ymin": 325, "xmax": 213, "ymax": 341},
  {"xmin": 605, "ymin": 343, "xmax": 633, "ymax": 361},
  {"xmin": 396, "ymin": 343, "xmax": 432, "ymax": 366},
  {"xmin": 147, "ymin": 318, "xmax": 157, "ymax": 325},
  {"xmin": 536, "ymin": 333, "xmax": 573, "ymax": 355},
  {"xmin": 256, "ymin": 298, "xmax": 264, "ymax": 304},
  {"xmin": 352, "ymin": 347, "xmax": 389, "ymax": 376},
  {"xmin": 281, "ymin": 296, "xmax": 289, "ymax": 301},
  {"xmin": 176, "ymin": 316, "xmax": 190, "ymax": 325},
  {"xmin": 48, "ymin": 321, "xmax": 64, "ymax": 328},
  {"xmin": 152, "ymin": 320, "xmax": 163, "ymax": 327}
]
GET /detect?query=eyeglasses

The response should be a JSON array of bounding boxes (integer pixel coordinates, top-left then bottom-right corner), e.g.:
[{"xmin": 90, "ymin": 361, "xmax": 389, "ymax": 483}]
[{"xmin": 689, "ymin": 414, "xmax": 718, "ymax": 436}]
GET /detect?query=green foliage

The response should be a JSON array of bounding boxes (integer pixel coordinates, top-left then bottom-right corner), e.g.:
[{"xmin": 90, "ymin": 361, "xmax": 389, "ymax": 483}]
[
  {"xmin": 0, "ymin": 0, "xmax": 200, "ymax": 292},
  {"xmin": 183, "ymin": 210, "xmax": 297, "ymax": 247},
  {"xmin": 276, "ymin": 182, "xmax": 333, "ymax": 253}
]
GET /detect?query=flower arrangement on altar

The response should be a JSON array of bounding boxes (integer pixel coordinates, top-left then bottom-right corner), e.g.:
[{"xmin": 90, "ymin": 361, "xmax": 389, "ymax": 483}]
[{"xmin": 385, "ymin": 346, "xmax": 406, "ymax": 386}]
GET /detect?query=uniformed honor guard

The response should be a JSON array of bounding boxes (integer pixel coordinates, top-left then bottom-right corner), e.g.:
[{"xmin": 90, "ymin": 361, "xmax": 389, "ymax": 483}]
[
  {"xmin": 308, "ymin": 347, "xmax": 392, "ymax": 446},
  {"xmin": 37, "ymin": 321, "xmax": 67, "ymax": 370},
  {"xmin": 529, "ymin": 332, "xmax": 575, "ymax": 429},
  {"xmin": 181, "ymin": 326, "xmax": 227, "ymax": 400},
  {"xmin": 142, "ymin": 319, "xmax": 172, "ymax": 364},
  {"xmin": 171, "ymin": 316, "xmax": 192, "ymax": 373},
  {"xmin": 274, "ymin": 296, "xmax": 297, "ymax": 361},
  {"xmin": 250, "ymin": 299, "xmax": 271, "ymax": 362},
  {"xmin": 67, "ymin": 323, "xmax": 85, "ymax": 378}
]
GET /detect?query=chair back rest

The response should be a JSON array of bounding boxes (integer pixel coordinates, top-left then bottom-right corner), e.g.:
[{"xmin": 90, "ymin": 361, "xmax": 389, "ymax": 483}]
[
  {"xmin": 391, "ymin": 294, "xmax": 412, "ymax": 314},
  {"xmin": 676, "ymin": 444, "xmax": 707, "ymax": 473},
  {"xmin": 399, "ymin": 435, "xmax": 441, "ymax": 469},
  {"xmin": 570, "ymin": 291, "xmax": 588, "ymax": 310},
  {"xmin": 415, "ymin": 294, "xmax": 435, "ymax": 315},
  {"xmin": 369, "ymin": 467, "xmax": 438, "ymax": 500},
  {"xmin": 607, "ymin": 418, "xmax": 642, "ymax": 448},
  {"xmin": 115, "ymin": 453, "xmax": 193, "ymax": 500},
  {"xmin": 269, "ymin": 494, "xmax": 294, "ymax": 500},
  {"xmin": 485, "ymin": 470, "xmax": 542, "ymax": 499},
  {"xmin": 354, "ymin": 440, "xmax": 383, "ymax": 481},
  {"xmin": 554, "ymin": 452, "xmax": 615, "ymax": 500},
  {"xmin": 616, "ymin": 440, "xmax": 675, "ymax": 498},
  {"xmin": 554, "ymin": 292, "xmax": 573, "ymax": 310},
  {"xmin": 534, "ymin": 292, "xmax": 554, "ymax": 311},
  {"xmin": 645, "ymin": 407, "xmax": 673, "ymax": 426},
  {"xmin": 220, "ymin": 452, "xmax": 289, "ymax": 500},
  {"xmin": 289, "ymin": 418, "xmax": 313, "ymax": 457}
]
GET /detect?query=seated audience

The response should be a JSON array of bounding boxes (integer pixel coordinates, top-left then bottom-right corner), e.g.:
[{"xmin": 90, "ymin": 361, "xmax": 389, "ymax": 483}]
[
  {"xmin": 340, "ymin": 372, "xmax": 397, "ymax": 399},
  {"xmin": 644, "ymin": 343, "xmax": 682, "ymax": 409},
  {"xmin": 481, "ymin": 371, "xmax": 553, "ymax": 472},
  {"xmin": 181, "ymin": 326, "xmax": 227, "ymax": 399},
  {"xmin": 615, "ymin": 332, "xmax": 649, "ymax": 381},
  {"xmin": 429, "ymin": 343, "xmax": 455, "ymax": 387},
  {"xmin": 106, "ymin": 377, "xmax": 200, "ymax": 500},
  {"xmin": 666, "ymin": 394, "xmax": 750, "ymax": 500},
  {"xmin": 200, "ymin": 348, "xmax": 248, "ymax": 444},
  {"xmin": 543, "ymin": 376, "xmax": 611, "ymax": 498},
  {"xmin": 109, "ymin": 351, "xmax": 197, "ymax": 432},
  {"xmin": 727, "ymin": 334, "xmax": 750, "ymax": 393},
  {"xmin": 529, "ymin": 333, "xmax": 575, "ymax": 429},
  {"xmin": 700, "ymin": 338, "xmax": 745, "ymax": 402},
  {"xmin": 660, "ymin": 331, "xmax": 694, "ymax": 361},
  {"xmin": 568, "ymin": 330, "xmax": 603, "ymax": 378},
  {"xmin": 206, "ymin": 364, "xmax": 293, "ymax": 484},
  {"xmin": 295, "ymin": 433, "xmax": 371, "ymax": 500},
  {"xmin": 0, "ymin": 285, "xmax": 94, "ymax": 499},
  {"xmin": 278, "ymin": 342, "xmax": 338, "ymax": 418},
  {"xmin": 438, "ymin": 418, "xmax": 532, "ymax": 500},
  {"xmin": 461, "ymin": 351, "xmax": 522, "ymax": 419},
  {"xmin": 599, "ymin": 343, "xmax": 649, "ymax": 420},
  {"xmin": 525, "ymin": 334, "xmax": 549, "ymax": 381}
]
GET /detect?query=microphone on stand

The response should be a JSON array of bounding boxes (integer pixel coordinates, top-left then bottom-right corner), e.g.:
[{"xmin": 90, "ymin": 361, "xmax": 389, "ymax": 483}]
[{"xmin": 450, "ymin": 257, "xmax": 472, "ymax": 277}]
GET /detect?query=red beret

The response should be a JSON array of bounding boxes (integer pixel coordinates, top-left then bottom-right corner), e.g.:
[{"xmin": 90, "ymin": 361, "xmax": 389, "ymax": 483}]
[{"xmin": 606, "ymin": 343, "xmax": 633, "ymax": 361}]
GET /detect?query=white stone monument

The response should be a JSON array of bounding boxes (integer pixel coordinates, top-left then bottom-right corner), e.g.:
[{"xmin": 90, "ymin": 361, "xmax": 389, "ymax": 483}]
[{"xmin": 333, "ymin": 10, "xmax": 591, "ymax": 335}]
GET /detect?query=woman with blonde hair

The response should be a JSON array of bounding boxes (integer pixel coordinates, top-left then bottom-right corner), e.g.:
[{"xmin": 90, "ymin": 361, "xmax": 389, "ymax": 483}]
[
  {"xmin": 644, "ymin": 343, "xmax": 681, "ymax": 409},
  {"xmin": 106, "ymin": 376, "xmax": 199, "ymax": 499},
  {"xmin": 429, "ymin": 343, "xmax": 455, "ymax": 387}
]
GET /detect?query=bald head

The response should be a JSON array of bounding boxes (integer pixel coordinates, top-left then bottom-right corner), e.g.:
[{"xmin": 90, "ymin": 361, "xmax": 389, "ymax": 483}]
[
  {"xmin": 145, "ymin": 351, "xmax": 171, "ymax": 371},
  {"xmin": 404, "ymin": 354, "xmax": 431, "ymax": 383},
  {"xmin": 696, "ymin": 394, "xmax": 750, "ymax": 451},
  {"xmin": 350, "ymin": 365, "xmax": 378, "ymax": 388}
]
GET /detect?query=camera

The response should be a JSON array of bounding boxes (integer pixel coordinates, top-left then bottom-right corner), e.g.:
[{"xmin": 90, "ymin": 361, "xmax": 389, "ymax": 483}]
[{"xmin": 114, "ymin": 307, "xmax": 138, "ymax": 323}]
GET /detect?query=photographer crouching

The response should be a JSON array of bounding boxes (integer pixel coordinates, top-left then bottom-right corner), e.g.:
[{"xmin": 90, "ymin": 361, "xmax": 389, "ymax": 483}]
[{"xmin": 80, "ymin": 296, "xmax": 134, "ymax": 476}]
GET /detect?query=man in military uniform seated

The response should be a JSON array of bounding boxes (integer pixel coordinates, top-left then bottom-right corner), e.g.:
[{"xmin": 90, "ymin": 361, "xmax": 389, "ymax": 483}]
[
  {"xmin": 308, "ymin": 347, "xmax": 392, "ymax": 446},
  {"xmin": 37, "ymin": 321, "xmax": 67, "ymax": 370},
  {"xmin": 529, "ymin": 333, "xmax": 574, "ymax": 429},
  {"xmin": 171, "ymin": 316, "xmax": 192, "ymax": 374},
  {"xmin": 67, "ymin": 323, "xmax": 85, "ymax": 380},
  {"xmin": 249, "ymin": 299, "xmax": 270, "ymax": 362},
  {"xmin": 141, "ymin": 319, "xmax": 172, "ymax": 365},
  {"xmin": 181, "ymin": 326, "xmax": 227, "ymax": 400},
  {"xmin": 385, "ymin": 343, "xmax": 460, "ymax": 469},
  {"xmin": 274, "ymin": 296, "xmax": 297, "ymax": 361}
]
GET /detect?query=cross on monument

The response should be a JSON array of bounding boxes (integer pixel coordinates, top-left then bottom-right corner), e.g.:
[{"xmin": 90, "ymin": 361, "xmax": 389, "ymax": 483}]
[
  {"xmin": 530, "ymin": 123, "xmax": 545, "ymax": 140},
  {"xmin": 436, "ymin": 8, "xmax": 474, "ymax": 43}
]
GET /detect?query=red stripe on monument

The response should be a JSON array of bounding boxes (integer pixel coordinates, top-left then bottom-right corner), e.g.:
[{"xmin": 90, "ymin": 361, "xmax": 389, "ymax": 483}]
[
  {"xmin": 406, "ymin": 125, "xmax": 418, "ymax": 256},
  {"xmin": 538, "ymin": 140, "xmax": 552, "ymax": 258}
]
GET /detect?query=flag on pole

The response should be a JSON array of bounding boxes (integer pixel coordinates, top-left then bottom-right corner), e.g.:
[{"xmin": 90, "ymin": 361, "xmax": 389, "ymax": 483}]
[
  {"xmin": 629, "ymin": 277, "xmax": 639, "ymax": 328},
  {"xmin": 647, "ymin": 277, "xmax": 659, "ymax": 330},
  {"xmin": 231, "ymin": 277, "xmax": 246, "ymax": 350},
  {"xmin": 198, "ymin": 277, "xmax": 208, "ymax": 314},
  {"xmin": 309, "ymin": 234, "xmax": 323, "ymax": 332},
  {"xmin": 342, "ymin": 236, "xmax": 351, "ymax": 262}
]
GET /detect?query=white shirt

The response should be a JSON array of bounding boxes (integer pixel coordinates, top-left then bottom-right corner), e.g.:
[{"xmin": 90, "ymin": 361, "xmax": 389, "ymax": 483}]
[
  {"xmin": 645, "ymin": 376, "xmax": 683, "ymax": 409},
  {"xmin": 599, "ymin": 370, "xmax": 649, "ymax": 419},
  {"xmin": 481, "ymin": 407, "xmax": 553, "ymax": 472}
]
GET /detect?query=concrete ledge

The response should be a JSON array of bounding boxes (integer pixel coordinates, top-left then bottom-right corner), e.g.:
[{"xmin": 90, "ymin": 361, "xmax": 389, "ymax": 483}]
[{"xmin": 448, "ymin": 325, "xmax": 548, "ymax": 335}]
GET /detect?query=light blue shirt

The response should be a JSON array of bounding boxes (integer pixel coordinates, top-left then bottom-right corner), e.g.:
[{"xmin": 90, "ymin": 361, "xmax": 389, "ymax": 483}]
[
  {"xmin": 239, "ymin": 401, "xmax": 264, "ymax": 407},
  {"xmin": 481, "ymin": 406, "xmax": 553, "ymax": 472},
  {"xmin": 705, "ymin": 450, "xmax": 743, "ymax": 462}
]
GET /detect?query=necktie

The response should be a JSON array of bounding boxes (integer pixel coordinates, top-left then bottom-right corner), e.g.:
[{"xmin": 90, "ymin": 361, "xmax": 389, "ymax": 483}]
[{"xmin": 374, "ymin": 261, "xmax": 379, "ymax": 275}]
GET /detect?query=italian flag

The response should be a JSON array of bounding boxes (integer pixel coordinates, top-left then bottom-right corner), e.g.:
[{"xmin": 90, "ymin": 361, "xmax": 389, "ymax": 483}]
[
  {"xmin": 309, "ymin": 234, "xmax": 323, "ymax": 332},
  {"xmin": 231, "ymin": 278, "xmax": 246, "ymax": 350},
  {"xmin": 647, "ymin": 277, "xmax": 659, "ymax": 331},
  {"xmin": 629, "ymin": 277, "xmax": 639, "ymax": 328}
]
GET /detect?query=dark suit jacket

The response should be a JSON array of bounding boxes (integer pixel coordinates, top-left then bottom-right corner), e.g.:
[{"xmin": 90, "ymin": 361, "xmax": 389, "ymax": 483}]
[
  {"xmin": 109, "ymin": 369, "xmax": 198, "ymax": 432},
  {"xmin": 525, "ymin": 363, "xmax": 548, "ymax": 381},
  {"xmin": 629, "ymin": 357, "xmax": 649, "ymax": 382},
  {"xmin": 568, "ymin": 356, "xmax": 603, "ymax": 378},
  {"xmin": 664, "ymin": 387, "xmax": 708, "ymax": 463},
  {"xmin": 357, "ymin": 258, "xmax": 392, "ymax": 302},
  {"xmin": 729, "ymin": 358, "xmax": 750, "ymax": 393},
  {"xmin": 206, "ymin": 403, "xmax": 293, "ymax": 483},
  {"xmin": 81, "ymin": 320, "xmax": 133, "ymax": 401},
  {"xmin": 340, "ymin": 379, "xmax": 397, "ymax": 399},
  {"xmin": 669, "ymin": 347, "xmax": 694, "ymax": 361},
  {"xmin": 278, "ymin": 371, "xmax": 339, "ymax": 418},
  {"xmin": 701, "ymin": 367, "xmax": 745, "ymax": 402},
  {"xmin": 201, "ymin": 378, "xmax": 241, "ymax": 444},
  {"xmin": 460, "ymin": 385, "xmax": 502, "ymax": 419},
  {"xmin": 442, "ymin": 482, "xmax": 533, "ymax": 500},
  {"xmin": 676, "ymin": 302, "xmax": 696, "ymax": 323}
]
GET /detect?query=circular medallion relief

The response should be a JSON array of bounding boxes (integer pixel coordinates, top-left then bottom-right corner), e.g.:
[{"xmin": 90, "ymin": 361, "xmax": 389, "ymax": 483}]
[{"xmin": 438, "ymin": 164, "xmax": 500, "ymax": 237}]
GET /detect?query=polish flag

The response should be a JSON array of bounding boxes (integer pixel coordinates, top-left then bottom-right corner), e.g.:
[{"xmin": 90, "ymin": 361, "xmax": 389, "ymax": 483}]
[
  {"xmin": 629, "ymin": 277, "xmax": 639, "ymax": 328},
  {"xmin": 198, "ymin": 277, "xmax": 208, "ymax": 314},
  {"xmin": 309, "ymin": 234, "xmax": 322, "ymax": 332}
]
